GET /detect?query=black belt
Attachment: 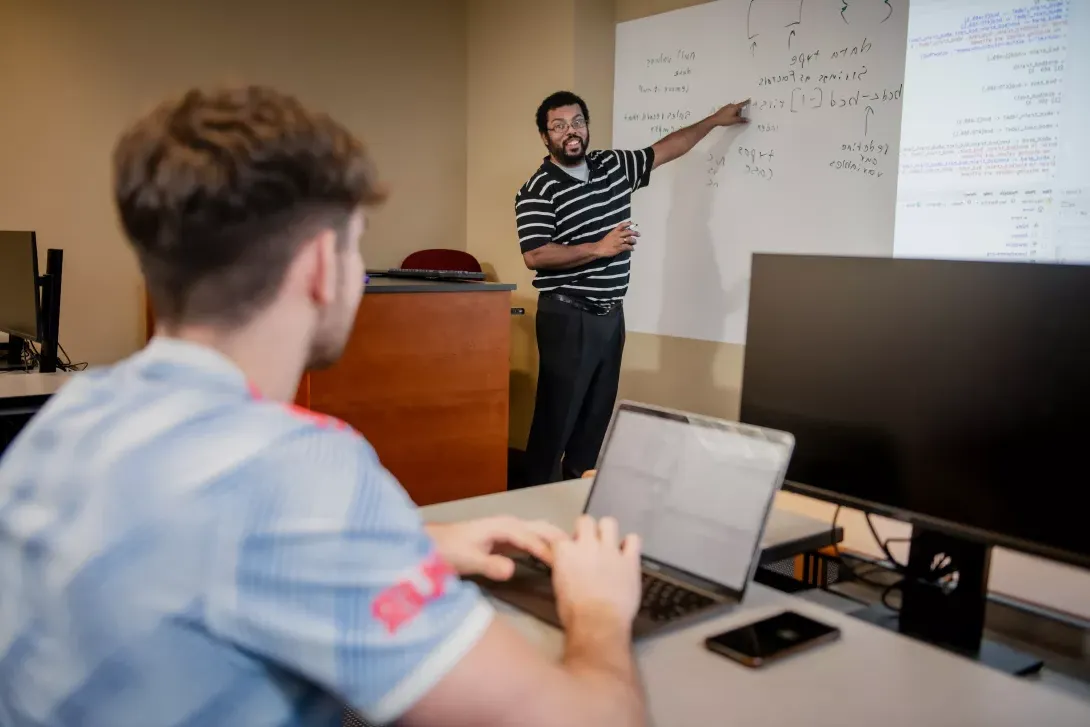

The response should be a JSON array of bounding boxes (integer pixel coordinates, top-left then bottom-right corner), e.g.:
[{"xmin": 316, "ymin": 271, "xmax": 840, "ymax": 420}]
[{"xmin": 543, "ymin": 292, "xmax": 622, "ymax": 316}]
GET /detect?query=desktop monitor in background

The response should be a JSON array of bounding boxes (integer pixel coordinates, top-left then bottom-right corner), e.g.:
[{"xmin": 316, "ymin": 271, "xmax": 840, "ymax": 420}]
[
  {"xmin": 739, "ymin": 253, "xmax": 1090, "ymax": 675},
  {"xmin": 0, "ymin": 231, "xmax": 42, "ymax": 369},
  {"xmin": 0, "ymin": 231, "xmax": 64, "ymax": 373}
]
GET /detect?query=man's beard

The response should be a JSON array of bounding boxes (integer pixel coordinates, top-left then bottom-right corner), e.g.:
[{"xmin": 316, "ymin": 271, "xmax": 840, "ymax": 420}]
[
  {"xmin": 305, "ymin": 325, "xmax": 349, "ymax": 371},
  {"xmin": 551, "ymin": 132, "xmax": 588, "ymax": 165}
]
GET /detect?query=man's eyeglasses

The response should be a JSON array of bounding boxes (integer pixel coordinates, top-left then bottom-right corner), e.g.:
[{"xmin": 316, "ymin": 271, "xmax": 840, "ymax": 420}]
[{"xmin": 547, "ymin": 117, "xmax": 587, "ymax": 134}]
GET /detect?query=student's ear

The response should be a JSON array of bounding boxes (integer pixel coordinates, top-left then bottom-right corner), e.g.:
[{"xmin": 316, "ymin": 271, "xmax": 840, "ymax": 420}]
[{"xmin": 302, "ymin": 229, "xmax": 339, "ymax": 307}]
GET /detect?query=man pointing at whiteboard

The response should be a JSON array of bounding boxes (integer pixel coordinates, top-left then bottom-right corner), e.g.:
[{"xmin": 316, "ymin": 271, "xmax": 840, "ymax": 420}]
[{"xmin": 516, "ymin": 90, "xmax": 749, "ymax": 486}]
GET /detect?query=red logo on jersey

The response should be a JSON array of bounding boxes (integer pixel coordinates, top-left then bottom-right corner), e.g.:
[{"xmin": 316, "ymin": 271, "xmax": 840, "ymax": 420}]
[{"xmin": 371, "ymin": 553, "xmax": 457, "ymax": 634}]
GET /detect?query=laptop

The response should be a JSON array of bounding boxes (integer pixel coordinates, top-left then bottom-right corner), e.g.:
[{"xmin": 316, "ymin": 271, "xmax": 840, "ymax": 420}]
[{"xmin": 473, "ymin": 401, "xmax": 795, "ymax": 639}]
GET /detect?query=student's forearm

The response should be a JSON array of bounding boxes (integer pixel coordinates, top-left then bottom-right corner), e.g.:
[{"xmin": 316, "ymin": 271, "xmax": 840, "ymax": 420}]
[
  {"xmin": 651, "ymin": 114, "xmax": 718, "ymax": 168},
  {"xmin": 557, "ymin": 608, "xmax": 646, "ymax": 727},
  {"xmin": 523, "ymin": 242, "xmax": 602, "ymax": 271}
]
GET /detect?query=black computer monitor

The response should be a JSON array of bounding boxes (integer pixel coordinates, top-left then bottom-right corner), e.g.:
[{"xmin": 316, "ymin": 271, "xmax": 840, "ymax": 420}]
[
  {"xmin": 0, "ymin": 231, "xmax": 42, "ymax": 344},
  {"xmin": 740, "ymin": 253, "xmax": 1090, "ymax": 674},
  {"xmin": 0, "ymin": 231, "xmax": 64, "ymax": 373}
]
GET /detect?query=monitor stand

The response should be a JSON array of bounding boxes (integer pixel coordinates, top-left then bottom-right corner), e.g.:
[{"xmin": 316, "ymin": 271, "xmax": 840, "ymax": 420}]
[{"xmin": 850, "ymin": 527, "xmax": 1043, "ymax": 677}]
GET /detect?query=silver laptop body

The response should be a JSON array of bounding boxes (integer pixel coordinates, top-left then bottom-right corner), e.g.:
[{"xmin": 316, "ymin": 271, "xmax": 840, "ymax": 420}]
[{"xmin": 473, "ymin": 401, "xmax": 795, "ymax": 639}]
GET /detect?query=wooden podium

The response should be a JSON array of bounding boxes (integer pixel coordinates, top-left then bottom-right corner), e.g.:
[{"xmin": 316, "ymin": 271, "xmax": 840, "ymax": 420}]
[{"xmin": 146, "ymin": 277, "xmax": 515, "ymax": 505}]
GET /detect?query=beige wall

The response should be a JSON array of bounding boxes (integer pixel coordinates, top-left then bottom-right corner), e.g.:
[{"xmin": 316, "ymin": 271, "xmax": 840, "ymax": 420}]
[
  {"xmin": 466, "ymin": 0, "xmax": 614, "ymax": 448},
  {"xmin": 0, "ymin": 0, "xmax": 725, "ymax": 435},
  {"xmin": 0, "ymin": 0, "xmax": 468, "ymax": 365}
]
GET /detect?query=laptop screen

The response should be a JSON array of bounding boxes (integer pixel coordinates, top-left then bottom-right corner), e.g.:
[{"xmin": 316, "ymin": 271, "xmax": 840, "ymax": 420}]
[{"xmin": 586, "ymin": 405, "xmax": 792, "ymax": 592}]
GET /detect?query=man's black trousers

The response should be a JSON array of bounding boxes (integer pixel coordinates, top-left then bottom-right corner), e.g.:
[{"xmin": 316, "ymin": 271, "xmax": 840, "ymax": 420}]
[{"xmin": 523, "ymin": 294, "xmax": 625, "ymax": 486}]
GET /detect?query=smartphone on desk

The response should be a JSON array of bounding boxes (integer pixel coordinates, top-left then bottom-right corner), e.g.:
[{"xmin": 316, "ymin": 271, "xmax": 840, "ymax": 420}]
[{"xmin": 704, "ymin": 610, "xmax": 840, "ymax": 668}]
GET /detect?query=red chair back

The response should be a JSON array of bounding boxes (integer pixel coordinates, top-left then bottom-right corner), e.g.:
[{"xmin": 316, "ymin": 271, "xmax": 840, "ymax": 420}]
[{"xmin": 401, "ymin": 249, "xmax": 483, "ymax": 273}]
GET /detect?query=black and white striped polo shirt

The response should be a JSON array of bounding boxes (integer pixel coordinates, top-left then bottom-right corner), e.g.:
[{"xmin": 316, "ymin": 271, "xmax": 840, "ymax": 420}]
[{"xmin": 515, "ymin": 148, "xmax": 655, "ymax": 305}]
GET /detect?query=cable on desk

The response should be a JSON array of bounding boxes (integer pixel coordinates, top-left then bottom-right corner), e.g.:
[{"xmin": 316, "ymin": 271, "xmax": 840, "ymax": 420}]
[
  {"xmin": 880, "ymin": 581, "xmax": 903, "ymax": 612},
  {"xmin": 2, "ymin": 339, "xmax": 87, "ymax": 373},
  {"xmin": 829, "ymin": 506, "xmax": 901, "ymax": 590},
  {"xmin": 827, "ymin": 507, "xmax": 904, "ymax": 613},
  {"xmin": 24, "ymin": 341, "xmax": 87, "ymax": 372},
  {"xmin": 57, "ymin": 343, "xmax": 88, "ymax": 371},
  {"xmin": 865, "ymin": 512, "xmax": 909, "ymax": 574}
]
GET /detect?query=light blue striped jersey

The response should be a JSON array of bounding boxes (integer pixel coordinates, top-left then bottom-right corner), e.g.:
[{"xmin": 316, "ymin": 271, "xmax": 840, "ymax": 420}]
[{"xmin": 0, "ymin": 338, "xmax": 493, "ymax": 726}]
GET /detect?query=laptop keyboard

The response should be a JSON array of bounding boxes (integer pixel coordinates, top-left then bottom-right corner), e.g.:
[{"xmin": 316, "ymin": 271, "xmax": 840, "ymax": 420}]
[
  {"xmin": 639, "ymin": 572, "xmax": 715, "ymax": 622},
  {"xmin": 517, "ymin": 557, "xmax": 716, "ymax": 623}
]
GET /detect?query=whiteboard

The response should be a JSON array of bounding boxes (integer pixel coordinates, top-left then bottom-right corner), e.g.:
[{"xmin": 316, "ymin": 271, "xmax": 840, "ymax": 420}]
[{"xmin": 613, "ymin": 0, "xmax": 909, "ymax": 344}]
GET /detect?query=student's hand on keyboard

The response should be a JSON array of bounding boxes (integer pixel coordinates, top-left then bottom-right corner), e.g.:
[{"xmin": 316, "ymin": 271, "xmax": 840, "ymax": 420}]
[
  {"xmin": 425, "ymin": 516, "xmax": 570, "ymax": 581},
  {"xmin": 551, "ymin": 515, "xmax": 642, "ymax": 630}
]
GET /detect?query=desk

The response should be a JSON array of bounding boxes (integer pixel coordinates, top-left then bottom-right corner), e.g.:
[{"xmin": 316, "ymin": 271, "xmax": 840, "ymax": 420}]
[
  {"xmin": 0, "ymin": 372, "xmax": 73, "ymax": 453},
  {"xmin": 0, "ymin": 371, "xmax": 72, "ymax": 414},
  {"xmin": 303, "ymin": 278, "xmax": 516, "ymax": 505},
  {"xmin": 420, "ymin": 481, "xmax": 1090, "ymax": 727},
  {"xmin": 148, "ymin": 278, "xmax": 516, "ymax": 506}
]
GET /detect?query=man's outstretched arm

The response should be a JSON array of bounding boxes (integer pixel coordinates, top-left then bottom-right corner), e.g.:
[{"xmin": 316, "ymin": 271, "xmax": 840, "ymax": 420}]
[{"xmin": 651, "ymin": 99, "xmax": 750, "ymax": 169}]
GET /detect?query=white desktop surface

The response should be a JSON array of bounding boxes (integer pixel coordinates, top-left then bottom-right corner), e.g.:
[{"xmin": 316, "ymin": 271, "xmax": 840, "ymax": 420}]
[
  {"xmin": 0, "ymin": 371, "xmax": 73, "ymax": 399},
  {"xmin": 422, "ymin": 482, "xmax": 1090, "ymax": 726}
]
